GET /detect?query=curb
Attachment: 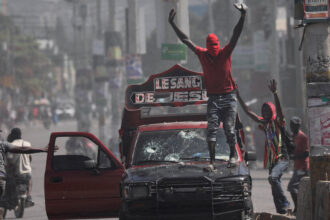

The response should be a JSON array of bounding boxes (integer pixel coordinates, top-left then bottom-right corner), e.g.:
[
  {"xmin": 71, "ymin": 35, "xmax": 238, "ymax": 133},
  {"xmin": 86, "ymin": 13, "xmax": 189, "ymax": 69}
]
[{"xmin": 254, "ymin": 212, "xmax": 296, "ymax": 220}]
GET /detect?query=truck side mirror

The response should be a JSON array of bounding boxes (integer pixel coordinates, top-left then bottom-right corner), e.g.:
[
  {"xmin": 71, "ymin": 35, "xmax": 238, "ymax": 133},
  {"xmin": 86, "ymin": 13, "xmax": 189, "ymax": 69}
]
[{"xmin": 84, "ymin": 160, "xmax": 97, "ymax": 169}]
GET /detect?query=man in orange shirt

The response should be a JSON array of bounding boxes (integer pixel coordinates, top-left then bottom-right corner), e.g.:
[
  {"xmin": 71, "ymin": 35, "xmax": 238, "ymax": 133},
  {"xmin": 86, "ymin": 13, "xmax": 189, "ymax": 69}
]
[{"xmin": 287, "ymin": 116, "xmax": 309, "ymax": 215}]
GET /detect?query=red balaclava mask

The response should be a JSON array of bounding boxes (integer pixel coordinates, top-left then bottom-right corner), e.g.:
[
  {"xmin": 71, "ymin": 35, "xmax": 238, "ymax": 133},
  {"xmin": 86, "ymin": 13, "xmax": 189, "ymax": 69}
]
[
  {"xmin": 206, "ymin": 33, "xmax": 220, "ymax": 56},
  {"xmin": 262, "ymin": 102, "xmax": 277, "ymax": 122}
]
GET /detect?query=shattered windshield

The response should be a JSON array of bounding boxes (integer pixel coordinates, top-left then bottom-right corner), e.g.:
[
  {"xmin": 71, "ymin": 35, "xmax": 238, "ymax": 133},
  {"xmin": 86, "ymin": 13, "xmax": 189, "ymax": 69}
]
[{"xmin": 132, "ymin": 128, "xmax": 230, "ymax": 165}]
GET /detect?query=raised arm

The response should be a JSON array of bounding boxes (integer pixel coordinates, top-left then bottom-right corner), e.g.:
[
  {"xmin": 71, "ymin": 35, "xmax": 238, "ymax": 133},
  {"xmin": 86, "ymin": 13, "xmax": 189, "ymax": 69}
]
[
  {"xmin": 229, "ymin": 3, "xmax": 247, "ymax": 50},
  {"xmin": 237, "ymin": 90, "xmax": 263, "ymax": 123},
  {"xmin": 8, "ymin": 145, "xmax": 48, "ymax": 154},
  {"xmin": 168, "ymin": 9, "xmax": 196, "ymax": 51},
  {"xmin": 7, "ymin": 143, "xmax": 59, "ymax": 154},
  {"xmin": 268, "ymin": 79, "xmax": 284, "ymax": 122}
]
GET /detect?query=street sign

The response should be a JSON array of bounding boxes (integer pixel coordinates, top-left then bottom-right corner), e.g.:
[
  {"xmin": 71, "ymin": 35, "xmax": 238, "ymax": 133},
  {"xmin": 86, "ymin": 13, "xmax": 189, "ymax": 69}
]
[
  {"xmin": 304, "ymin": 0, "xmax": 330, "ymax": 22},
  {"xmin": 161, "ymin": 43, "xmax": 187, "ymax": 60}
]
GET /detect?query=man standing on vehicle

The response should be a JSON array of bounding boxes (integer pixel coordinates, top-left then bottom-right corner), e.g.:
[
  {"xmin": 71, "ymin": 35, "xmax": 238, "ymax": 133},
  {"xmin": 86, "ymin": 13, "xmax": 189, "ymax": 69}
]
[
  {"xmin": 6, "ymin": 128, "xmax": 35, "ymax": 207},
  {"xmin": 287, "ymin": 116, "xmax": 309, "ymax": 216},
  {"xmin": 168, "ymin": 3, "xmax": 247, "ymax": 169},
  {"xmin": 237, "ymin": 79, "xmax": 291, "ymax": 214},
  {"xmin": 0, "ymin": 130, "xmax": 50, "ymax": 219}
]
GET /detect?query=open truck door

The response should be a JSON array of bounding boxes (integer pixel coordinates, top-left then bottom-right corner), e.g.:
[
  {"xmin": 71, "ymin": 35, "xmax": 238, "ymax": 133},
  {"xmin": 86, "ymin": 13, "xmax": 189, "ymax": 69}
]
[{"xmin": 44, "ymin": 132, "xmax": 124, "ymax": 219}]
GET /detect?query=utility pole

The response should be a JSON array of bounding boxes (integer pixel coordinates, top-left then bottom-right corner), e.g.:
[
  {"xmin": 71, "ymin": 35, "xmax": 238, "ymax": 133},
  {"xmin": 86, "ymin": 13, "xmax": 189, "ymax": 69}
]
[
  {"xmin": 304, "ymin": 21, "xmax": 330, "ymax": 219},
  {"xmin": 155, "ymin": 0, "xmax": 189, "ymax": 67},
  {"xmin": 107, "ymin": 0, "xmax": 123, "ymax": 151},
  {"xmin": 269, "ymin": 0, "xmax": 281, "ymax": 97},
  {"xmin": 70, "ymin": 0, "xmax": 78, "ymax": 67},
  {"xmin": 96, "ymin": 0, "xmax": 101, "ymax": 39},
  {"xmin": 156, "ymin": 0, "xmax": 189, "ymax": 46},
  {"xmin": 296, "ymin": 1, "xmax": 330, "ymax": 218},
  {"xmin": 127, "ymin": 0, "xmax": 146, "ymax": 55},
  {"xmin": 1, "ymin": 0, "xmax": 7, "ymax": 15},
  {"xmin": 108, "ymin": 0, "xmax": 115, "ymax": 32},
  {"xmin": 80, "ymin": 1, "xmax": 88, "ymax": 68},
  {"xmin": 94, "ymin": 0, "xmax": 107, "ymax": 143},
  {"xmin": 125, "ymin": 0, "xmax": 145, "ymax": 83},
  {"xmin": 293, "ymin": 15, "xmax": 306, "ymax": 129},
  {"xmin": 68, "ymin": 0, "xmax": 92, "ymax": 132}
]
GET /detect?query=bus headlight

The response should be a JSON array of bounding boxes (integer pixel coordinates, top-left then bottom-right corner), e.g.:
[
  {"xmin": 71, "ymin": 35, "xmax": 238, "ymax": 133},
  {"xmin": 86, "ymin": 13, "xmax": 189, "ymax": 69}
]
[
  {"xmin": 123, "ymin": 185, "xmax": 149, "ymax": 200},
  {"xmin": 130, "ymin": 185, "xmax": 149, "ymax": 199}
]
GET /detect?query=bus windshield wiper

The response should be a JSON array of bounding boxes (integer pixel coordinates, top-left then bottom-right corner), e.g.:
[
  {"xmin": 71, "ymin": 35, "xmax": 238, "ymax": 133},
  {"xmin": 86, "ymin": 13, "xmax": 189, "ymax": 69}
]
[
  {"xmin": 180, "ymin": 157, "xmax": 209, "ymax": 161},
  {"xmin": 135, "ymin": 160, "xmax": 179, "ymax": 165},
  {"xmin": 180, "ymin": 157, "xmax": 228, "ymax": 162}
]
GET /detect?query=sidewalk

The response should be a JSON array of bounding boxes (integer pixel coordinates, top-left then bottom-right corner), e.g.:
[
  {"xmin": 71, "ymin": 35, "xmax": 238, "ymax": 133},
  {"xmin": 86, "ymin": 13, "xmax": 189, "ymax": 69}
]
[{"xmin": 254, "ymin": 212, "xmax": 296, "ymax": 220}]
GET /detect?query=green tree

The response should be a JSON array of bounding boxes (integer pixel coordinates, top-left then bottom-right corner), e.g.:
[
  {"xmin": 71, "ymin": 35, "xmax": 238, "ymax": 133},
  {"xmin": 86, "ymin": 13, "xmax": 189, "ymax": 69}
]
[{"xmin": 0, "ymin": 15, "xmax": 56, "ymax": 96}]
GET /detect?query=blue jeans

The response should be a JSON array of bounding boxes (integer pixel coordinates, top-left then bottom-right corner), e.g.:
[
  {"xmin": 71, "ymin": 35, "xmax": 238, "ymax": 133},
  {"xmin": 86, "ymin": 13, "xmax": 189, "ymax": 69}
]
[
  {"xmin": 206, "ymin": 93, "xmax": 237, "ymax": 146},
  {"xmin": 268, "ymin": 160, "xmax": 290, "ymax": 213}
]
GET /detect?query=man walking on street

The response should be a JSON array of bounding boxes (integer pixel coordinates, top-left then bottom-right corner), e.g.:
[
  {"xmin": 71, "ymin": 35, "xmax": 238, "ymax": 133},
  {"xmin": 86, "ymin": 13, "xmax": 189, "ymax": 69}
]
[
  {"xmin": 287, "ymin": 116, "xmax": 309, "ymax": 215},
  {"xmin": 168, "ymin": 3, "xmax": 247, "ymax": 169},
  {"xmin": 237, "ymin": 79, "xmax": 291, "ymax": 214}
]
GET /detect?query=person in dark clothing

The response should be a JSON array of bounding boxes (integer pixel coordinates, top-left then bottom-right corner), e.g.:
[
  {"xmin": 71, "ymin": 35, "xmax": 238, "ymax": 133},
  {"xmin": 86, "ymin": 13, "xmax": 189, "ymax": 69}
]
[
  {"xmin": 237, "ymin": 79, "xmax": 290, "ymax": 214},
  {"xmin": 287, "ymin": 116, "xmax": 309, "ymax": 215},
  {"xmin": 168, "ymin": 3, "xmax": 247, "ymax": 170}
]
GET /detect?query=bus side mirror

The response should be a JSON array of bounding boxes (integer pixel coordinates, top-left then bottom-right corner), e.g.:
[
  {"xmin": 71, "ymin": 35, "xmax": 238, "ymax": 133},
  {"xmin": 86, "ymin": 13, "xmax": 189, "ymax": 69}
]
[{"xmin": 245, "ymin": 151, "xmax": 256, "ymax": 161}]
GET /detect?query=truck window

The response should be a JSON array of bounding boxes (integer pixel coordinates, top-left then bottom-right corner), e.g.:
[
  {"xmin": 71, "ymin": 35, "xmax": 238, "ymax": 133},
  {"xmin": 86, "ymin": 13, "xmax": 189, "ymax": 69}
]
[
  {"xmin": 52, "ymin": 136, "xmax": 98, "ymax": 170},
  {"xmin": 98, "ymin": 149, "xmax": 113, "ymax": 169}
]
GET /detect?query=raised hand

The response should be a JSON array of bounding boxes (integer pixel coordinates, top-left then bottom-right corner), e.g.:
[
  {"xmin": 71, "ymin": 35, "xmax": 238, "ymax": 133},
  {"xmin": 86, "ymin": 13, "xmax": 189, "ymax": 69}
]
[
  {"xmin": 168, "ymin": 8, "xmax": 176, "ymax": 24},
  {"xmin": 234, "ymin": 3, "xmax": 248, "ymax": 15},
  {"xmin": 268, "ymin": 79, "xmax": 277, "ymax": 94},
  {"xmin": 168, "ymin": 8, "xmax": 196, "ymax": 51}
]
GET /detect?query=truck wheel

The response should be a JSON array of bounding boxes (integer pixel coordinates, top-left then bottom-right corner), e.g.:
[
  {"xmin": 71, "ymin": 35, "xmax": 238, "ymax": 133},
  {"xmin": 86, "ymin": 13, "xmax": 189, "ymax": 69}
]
[
  {"xmin": 14, "ymin": 198, "xmax": 25, "ymax": 218},
  {"xmin": 242, "ymin": 196, "xmax": 254, "ymax": 220},
  {"xmin": 119, "ymin": 201, "xmax": 128, "ymax": 220},
  {"xmin": 0, "ymin": 207, "xmax": 7, "ymax": 219}
]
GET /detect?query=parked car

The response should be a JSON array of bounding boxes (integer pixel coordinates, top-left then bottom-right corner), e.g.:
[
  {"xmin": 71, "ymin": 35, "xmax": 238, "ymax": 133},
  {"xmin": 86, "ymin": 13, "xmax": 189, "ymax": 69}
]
[
  {"xmin": 55, "ymin": 103, "xmax": 75, "ymax": 119},
  {"xmin": 44, "ymin": 65, "xmax": 256, "ymax": 220}
]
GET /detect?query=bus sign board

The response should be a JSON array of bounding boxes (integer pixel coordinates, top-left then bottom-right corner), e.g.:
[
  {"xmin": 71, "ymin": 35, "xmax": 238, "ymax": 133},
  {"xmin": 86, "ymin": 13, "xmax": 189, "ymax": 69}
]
[{"xmin": 125, "ymin": 64, "xmax": 207, "ymax": 110}]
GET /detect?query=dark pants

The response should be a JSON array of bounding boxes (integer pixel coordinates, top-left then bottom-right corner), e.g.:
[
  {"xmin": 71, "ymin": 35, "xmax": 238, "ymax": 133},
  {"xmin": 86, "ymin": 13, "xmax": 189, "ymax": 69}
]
[
  {"xmin": 16, "ymin": 173, "xmax": 31, "ymax": 185},
  {"xmin": 268, "ymin": 160, "xmax": 290, "ymax": 214},
  {"xmin": 0, "ymin": 179, "xmax": 5, "ymax": 199},
  {"xmin": 0, "ymin": 177, "xmax": 6, "ymax": 219},
  {"xmin": 287, "ymin": 169, "xmax": 309, "ymax": 212},
  {"xmin": 206, "ymin": 93, "xmax": 237, "ymax": 147}
]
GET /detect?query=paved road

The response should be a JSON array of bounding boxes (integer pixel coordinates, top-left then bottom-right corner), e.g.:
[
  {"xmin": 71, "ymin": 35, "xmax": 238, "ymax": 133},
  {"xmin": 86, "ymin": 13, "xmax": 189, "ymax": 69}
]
[{"xmin": 2, "ymin": 120, "xmax": 293, "ymax": 219}]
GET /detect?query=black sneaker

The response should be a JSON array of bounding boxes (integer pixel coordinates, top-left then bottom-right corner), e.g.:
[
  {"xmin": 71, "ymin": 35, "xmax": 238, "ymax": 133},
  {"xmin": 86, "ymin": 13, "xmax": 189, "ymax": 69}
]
[
  {"xmin": 203, "ymin": 164, "xmax": 217, "ymax": 172},
  {"xmin": 278, "ymin": 209, "xmax": 287, "ymax": 215},
  {"xmin": 283, "ymin": 201, "xmax": 290, "ymax": 210},
  {"xmin": 227, "ymin": 156, "xmax": 238, "ymax": 168},
  {"xmin": 25, "ymin": 199, "xmax": 35, "ymax": 208}
]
